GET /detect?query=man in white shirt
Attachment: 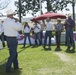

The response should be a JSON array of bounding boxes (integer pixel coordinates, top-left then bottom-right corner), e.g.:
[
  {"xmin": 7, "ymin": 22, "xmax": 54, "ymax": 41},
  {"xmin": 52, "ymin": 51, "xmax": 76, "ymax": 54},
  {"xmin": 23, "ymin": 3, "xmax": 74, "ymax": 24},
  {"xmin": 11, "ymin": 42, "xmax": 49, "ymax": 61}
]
[
  {"xmin": 23, "ymin": 22, "xmax": 31, "ymax": 47},
  {"xmin": 3, "ymin": 9, "xmax": 23, "ymax": 73},
  {"xmin": 33, "ymin": 21, "xmax": 41, "ymax": 46},
  {"xmin": 43, "ymin": 18, "xmax": 53, "ymax": 49}
]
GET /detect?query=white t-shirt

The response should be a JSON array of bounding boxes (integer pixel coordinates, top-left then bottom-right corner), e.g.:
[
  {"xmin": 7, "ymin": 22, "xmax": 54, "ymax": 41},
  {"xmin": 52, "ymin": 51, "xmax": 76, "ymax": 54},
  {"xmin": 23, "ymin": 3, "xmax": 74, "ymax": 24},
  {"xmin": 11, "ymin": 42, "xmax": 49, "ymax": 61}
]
[
  {"xmin": 24, "ymin": 26, "xmax": 30, "ymax": 33},
  {"xmin": 46, "ymin": 21, "xmax": 53, "ymax": 31},
  {"xmin": 33, "ymin": 24, "xmax": 41, "ymax": 33},
  {"xmin": 3, "ymin": 18, "xmax": 23, "ymax": 37}
]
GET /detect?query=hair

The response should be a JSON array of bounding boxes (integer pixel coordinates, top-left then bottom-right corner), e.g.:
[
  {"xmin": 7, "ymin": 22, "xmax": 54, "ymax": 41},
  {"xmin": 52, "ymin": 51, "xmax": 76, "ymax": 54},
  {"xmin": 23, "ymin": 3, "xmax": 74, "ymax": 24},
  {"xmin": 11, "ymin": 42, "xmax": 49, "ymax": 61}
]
[
  {"xmin": 25, "ymin": 22, "xmax": 28, "ymax": 25},
  {"xmin": 24, "ymin": 22, "xmax": 29, "ymax": 28}
]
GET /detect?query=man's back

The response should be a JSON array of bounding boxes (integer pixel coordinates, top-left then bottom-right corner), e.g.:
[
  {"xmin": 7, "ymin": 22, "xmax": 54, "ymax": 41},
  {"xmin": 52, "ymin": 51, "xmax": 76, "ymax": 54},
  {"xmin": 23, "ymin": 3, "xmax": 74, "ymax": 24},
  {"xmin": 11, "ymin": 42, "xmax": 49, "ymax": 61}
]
[{"xmin": 3, "ymin": 18, "xmax": 22, "ymax": 37}]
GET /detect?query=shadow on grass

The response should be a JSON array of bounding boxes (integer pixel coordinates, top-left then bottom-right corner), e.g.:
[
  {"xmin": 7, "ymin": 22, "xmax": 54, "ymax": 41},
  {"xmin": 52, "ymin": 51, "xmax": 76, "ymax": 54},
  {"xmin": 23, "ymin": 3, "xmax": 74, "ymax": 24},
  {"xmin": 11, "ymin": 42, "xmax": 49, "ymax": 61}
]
[
  {"xmin": 51, "ymin": 44, "xmax": 65, "ymax": 46},
  {"xmin": 31, "ymin": 44, "xmax": 40, "ymax": 48},
  {"xmin": 0, "ymin": 58, "xmax": 7, "ymax": 64},
  {"xmin": 20, "ymin": 45, "xmax": 30, "ymax": 49},
  {"xmin": 54, "ymin": 48, "xmax": 62, "ymax": 52},
  {"xmin": 0, "ymin": 63, "xmax": 22, "ymax": 75},
  {"xmin": 18, "ymin": 45, "xmax": 30, "ymax": 53},
  {"xmin": 65, "ymin": 49, "xmax": 75, "ymax": 53},
  {"xmin": 42, "ymin": 47, "xmax": 51, "ymax": 51}
]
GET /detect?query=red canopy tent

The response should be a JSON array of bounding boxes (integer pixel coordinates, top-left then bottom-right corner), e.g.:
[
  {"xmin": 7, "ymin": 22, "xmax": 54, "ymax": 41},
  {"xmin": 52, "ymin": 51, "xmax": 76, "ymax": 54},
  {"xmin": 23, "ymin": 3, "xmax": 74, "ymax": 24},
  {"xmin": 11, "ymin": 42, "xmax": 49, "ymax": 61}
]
[{"xmin": 31, "ymin": 12, "xmax": 66, "ymax": 21}]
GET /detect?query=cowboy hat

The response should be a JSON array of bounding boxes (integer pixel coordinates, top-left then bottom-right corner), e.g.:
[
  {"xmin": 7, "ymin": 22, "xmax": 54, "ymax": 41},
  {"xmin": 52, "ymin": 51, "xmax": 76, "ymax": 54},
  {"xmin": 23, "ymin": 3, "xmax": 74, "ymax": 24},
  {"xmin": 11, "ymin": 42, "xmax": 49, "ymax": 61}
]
[
  {"xmin": 6, "ymin": 9, "xmax": 16, "ymax": 16},
  {"xmin": 57, "ymin": 18, "xmax": 61, "ymax": 21},
  {"xmin": 68, "ymin": 14, "xmax": 71, "ymax": 17}
]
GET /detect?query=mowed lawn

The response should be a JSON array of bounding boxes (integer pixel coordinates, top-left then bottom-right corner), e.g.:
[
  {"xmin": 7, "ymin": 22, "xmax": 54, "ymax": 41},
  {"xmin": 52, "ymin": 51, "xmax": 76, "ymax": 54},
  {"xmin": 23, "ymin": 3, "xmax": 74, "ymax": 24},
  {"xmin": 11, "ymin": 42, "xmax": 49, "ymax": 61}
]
[{"xmin": 0, "ymin": 44, "xmax": 76, "ymax": 75}]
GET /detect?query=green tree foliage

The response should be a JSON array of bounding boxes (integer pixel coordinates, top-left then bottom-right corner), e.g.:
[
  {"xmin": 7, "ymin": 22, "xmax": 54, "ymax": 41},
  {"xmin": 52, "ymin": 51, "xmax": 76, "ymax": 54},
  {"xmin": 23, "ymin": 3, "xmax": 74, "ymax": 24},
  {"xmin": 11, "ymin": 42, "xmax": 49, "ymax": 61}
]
[
  {"xmin": 15, "ymin": 0, "xmax": 73, "ymax": 16},
  {"xmin": 15, "ymin": 0, "xmax": 40, "ymax": 16}
]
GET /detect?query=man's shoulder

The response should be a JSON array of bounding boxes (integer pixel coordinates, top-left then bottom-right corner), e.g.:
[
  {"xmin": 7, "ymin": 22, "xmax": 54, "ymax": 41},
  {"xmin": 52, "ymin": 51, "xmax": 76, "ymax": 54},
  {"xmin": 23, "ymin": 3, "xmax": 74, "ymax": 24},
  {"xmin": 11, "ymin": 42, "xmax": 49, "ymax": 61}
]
[
  {"xmin": 4, "ymin": 18, "xmax": 14, "ymax": 22},
  {"xmin": 71, "ymin": 19, "xmax": 74, "ymax": 21}
]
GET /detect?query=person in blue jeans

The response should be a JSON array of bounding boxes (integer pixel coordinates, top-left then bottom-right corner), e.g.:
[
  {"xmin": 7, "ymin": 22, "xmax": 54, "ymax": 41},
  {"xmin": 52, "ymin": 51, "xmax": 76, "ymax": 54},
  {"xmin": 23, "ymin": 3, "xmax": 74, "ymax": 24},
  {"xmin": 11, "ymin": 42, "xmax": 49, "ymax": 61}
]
[
  {"xmin": 55, "ymin": 18, "xmax": 63, "ymax": 50},
  {"xmin": 3, "ymin": 9, "xmax": 23, "ymax": 73},
  {"xmin": 64, "ymin": 14, "xmax": 75, "ymax": 51},
  {"xmin": 33, "ymin": 21, "xmax": 41, "ymax": 46},
  {"xmin": 23, "ymin": 22, "xmax": 31, "ymax": 47},
  {"xmin": 43, "ymin": 18, "xmax": 53, "ymax": 49}
]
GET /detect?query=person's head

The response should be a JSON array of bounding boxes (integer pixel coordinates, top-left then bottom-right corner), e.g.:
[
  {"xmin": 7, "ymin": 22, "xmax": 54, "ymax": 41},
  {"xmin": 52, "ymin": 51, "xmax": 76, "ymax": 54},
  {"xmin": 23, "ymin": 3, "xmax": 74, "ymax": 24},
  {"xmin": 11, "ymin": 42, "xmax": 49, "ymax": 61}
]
[
  {"xmin": 6, "ymin": 9, "xmax": 16, "ymax": 18},
  {"xmin": 34, "ymin": 21, "xmax": 39, "ymax": 25},
  {"xmin": 1, "ymin": 20, "xmax": 4, "ymax": 23},
  {"xmin": 25, "ymin": 22, "xmax": 28, "ymax": 25},
  {"xmin": 46, "ymin": 18, "xmax": 51, "ymax": 22},
  {"xmin": 67, "ymin": 14, "xmax": 71, "ymax": 19},
  {"xmin": 57, "ymin": 18, "xmax": 61, "ymax": 23}
]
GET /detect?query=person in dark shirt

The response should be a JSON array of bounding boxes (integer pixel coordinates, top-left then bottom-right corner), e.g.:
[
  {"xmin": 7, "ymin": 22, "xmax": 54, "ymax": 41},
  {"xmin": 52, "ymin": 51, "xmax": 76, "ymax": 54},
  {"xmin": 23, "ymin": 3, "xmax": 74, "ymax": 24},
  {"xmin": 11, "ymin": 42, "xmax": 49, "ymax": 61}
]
[
  {"xmin": 64, "ymin": 14, "xmax": 75, "ymax": 51},
  {"xmin": 55, "ymin": 18, "xmax": 63, "ymax": 50}
]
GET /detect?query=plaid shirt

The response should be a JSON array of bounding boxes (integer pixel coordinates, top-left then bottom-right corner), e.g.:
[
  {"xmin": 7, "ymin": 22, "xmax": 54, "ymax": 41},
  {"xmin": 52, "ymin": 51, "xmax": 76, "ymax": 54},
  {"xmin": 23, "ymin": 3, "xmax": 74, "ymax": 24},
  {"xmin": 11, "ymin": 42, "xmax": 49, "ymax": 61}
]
[{"xmin": 55, "ymin": 23, "xmax": 63, "ymax": 31}]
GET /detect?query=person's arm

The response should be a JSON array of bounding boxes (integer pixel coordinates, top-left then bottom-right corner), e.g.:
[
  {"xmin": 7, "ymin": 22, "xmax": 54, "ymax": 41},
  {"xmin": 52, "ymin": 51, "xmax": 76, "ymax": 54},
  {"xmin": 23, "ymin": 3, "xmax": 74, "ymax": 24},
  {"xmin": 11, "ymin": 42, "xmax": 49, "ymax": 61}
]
[
  {"xmin": 13, "ymin": 17, "xmax": 19, "ymax": 22},
  {"xmin": 52, "ymin": 25, "xmax": 55, "ymax": 31},
  {"xmin": 60, "ymin": 24, "xmax": 63, "ymax": 32},
  {"xmin": 12, "ymin": 21, "xmax": 23, "ymax": 31},
  {"xmin": 50, "ymin": 22, "xmax": 54, "ymax": 31},
  {"xmin": 24, "ymin": 25, "xmax": 26, "ymax": 29},
  {"xmin": 28, "ymin": 25, "xmax": 30, "ymax": 28},
  {"xmin": 36, "ymin": 25, "xmax": 40, "ymax": 29},
  {"xmin": 70, "ymin": 20, "xmax": 75, "ymax": 28},
  {"xmin": 33, "ymin": 25, "xmax": 36, "ymax": 29}
]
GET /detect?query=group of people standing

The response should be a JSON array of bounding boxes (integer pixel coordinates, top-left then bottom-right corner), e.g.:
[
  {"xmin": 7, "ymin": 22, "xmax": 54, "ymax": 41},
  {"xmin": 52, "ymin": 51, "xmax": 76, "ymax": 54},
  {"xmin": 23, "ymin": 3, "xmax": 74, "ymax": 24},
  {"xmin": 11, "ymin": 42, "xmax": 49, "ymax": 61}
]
[
  {"xmin": 0, "ymin": 9, "xmax": 75, "ymax": 73},
  {"xmin": 23, "ymin": 14, "xmax": 75, "ymax": 52}
]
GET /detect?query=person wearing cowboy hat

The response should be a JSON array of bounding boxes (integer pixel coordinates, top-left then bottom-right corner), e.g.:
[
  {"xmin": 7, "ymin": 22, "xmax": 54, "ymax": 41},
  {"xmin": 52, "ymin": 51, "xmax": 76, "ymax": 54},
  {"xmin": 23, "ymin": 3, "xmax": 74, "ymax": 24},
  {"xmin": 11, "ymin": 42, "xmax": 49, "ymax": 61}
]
[
  {"xmin": 55, "ymin": 18, "xmax": 63, "ymax": 50},
  {"xmin": 64, "ymin": 13, "xmax": 75, "ymax": 52},
  {"xmin": 3, "ymin": 9, "xmax": 23, "ymax": 73}
]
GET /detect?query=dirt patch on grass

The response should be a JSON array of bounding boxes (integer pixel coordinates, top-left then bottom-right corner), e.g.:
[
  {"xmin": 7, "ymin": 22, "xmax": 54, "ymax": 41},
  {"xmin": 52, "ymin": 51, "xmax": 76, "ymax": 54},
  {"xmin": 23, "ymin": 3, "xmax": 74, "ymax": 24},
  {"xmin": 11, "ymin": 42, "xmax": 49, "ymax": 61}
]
[
  {"xmin": 54, "ymin": 52, "xmax": 70, "ymax": 62},
  {"xmin": 37, "ymin": 68, "xmax": 51, "ymax": 75}
]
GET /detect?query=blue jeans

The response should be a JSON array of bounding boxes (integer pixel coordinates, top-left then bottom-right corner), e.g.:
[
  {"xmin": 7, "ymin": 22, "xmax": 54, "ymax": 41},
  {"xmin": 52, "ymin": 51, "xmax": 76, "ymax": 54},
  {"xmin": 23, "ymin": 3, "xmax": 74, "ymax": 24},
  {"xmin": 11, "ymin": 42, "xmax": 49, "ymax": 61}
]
[
  {"xmin": 44, "ymin": 31, "xmax": 52, "ymax": 47},
  {"xmin": 40, "ymin": 31, "xmax": 43, "ymax": 45},
  {"xmin": 6, "ymin": 37, "xmax": 18, "ymax": 71},
  {"xmin": 24, "ymin": 33, "xmax": 31, "ymax": 46},
  {"xmin": 66, "ymin": 28, "xmax": 75, "ymax": 49},
  {"xmin": 56, "ymin": 31, "xmax": 61, "ymax": 48},
  {"xmin": 34, "ymin": 32, "xmax": 41, "ymax": 45}
]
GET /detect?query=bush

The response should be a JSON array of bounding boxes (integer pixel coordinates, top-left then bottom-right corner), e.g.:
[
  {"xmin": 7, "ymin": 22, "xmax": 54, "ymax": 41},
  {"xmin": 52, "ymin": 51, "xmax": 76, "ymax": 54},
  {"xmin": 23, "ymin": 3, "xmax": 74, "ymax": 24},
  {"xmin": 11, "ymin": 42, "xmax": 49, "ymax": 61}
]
[{"xmin": 52, "ymin": 31, "xmax": 55, "ymax": 37}]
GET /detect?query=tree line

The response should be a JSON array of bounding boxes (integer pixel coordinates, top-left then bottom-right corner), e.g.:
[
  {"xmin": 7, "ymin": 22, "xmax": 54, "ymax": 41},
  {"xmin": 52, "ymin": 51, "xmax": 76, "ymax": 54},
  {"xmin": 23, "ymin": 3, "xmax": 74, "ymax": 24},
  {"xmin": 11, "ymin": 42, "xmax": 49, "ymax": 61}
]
[{"xmin": 14, "ymin": 0, "xmax": 75, "ymax": 22}]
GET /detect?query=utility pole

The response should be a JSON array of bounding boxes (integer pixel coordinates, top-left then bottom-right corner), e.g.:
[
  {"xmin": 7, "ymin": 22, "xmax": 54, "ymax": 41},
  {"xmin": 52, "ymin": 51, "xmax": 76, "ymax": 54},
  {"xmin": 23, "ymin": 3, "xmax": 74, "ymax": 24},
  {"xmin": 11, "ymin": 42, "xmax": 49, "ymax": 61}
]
[
  {"xmin": 72, "ymin": 0, "xmax": 75, "ymax": 20},
  {"xmin": 72, "ymin": 0, "xmax": 75, "ymax": 30},
  {"xmin": 18, "ymin": 0, "xmax": 22, "ymax": 34},
  {"xmin": 19, "ymin": 0, "xmax": 21, "ymax": 22},
  {"xmin": 39, "ymin": 0, "xmax": 42, "ymax": 15}
]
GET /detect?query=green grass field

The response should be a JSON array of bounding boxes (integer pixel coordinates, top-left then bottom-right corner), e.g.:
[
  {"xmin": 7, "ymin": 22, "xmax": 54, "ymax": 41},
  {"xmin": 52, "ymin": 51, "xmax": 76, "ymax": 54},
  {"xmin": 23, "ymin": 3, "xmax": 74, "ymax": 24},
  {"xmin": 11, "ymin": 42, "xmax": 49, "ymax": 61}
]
[{"xmin": 0, "ymin": 44, "xmax": 76, "ymax": 75}]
